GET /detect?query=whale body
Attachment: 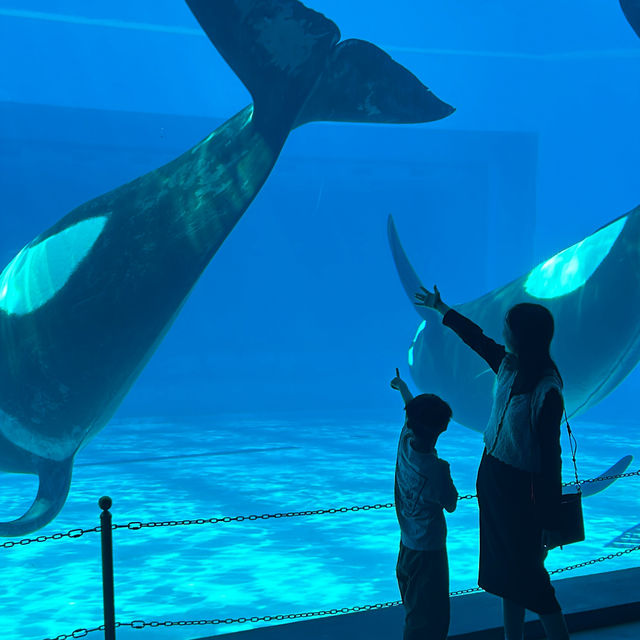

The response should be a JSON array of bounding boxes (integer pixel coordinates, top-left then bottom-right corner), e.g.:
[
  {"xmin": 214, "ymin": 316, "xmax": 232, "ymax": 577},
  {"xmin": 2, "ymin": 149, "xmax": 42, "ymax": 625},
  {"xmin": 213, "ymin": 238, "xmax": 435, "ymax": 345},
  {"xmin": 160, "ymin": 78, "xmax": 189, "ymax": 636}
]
[
  {"xmin": 0, "ymin": 0, "xmax": 455, "ymax": 536},
  {"xmin": 388, "ymin": 206, "xmax": 640, "ymax": 432},
  {"xmin": 620, "ymin": 0, "xmax": 640, "ymax": 38}
]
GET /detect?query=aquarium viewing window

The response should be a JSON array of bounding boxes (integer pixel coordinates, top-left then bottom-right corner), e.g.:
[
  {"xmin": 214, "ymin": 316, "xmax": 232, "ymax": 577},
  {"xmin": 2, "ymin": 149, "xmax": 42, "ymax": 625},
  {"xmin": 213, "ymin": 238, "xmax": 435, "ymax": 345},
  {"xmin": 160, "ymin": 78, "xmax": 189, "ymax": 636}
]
[{"xmin": 0, "ymin": 1, "xmax": 639, "ymax": 639}]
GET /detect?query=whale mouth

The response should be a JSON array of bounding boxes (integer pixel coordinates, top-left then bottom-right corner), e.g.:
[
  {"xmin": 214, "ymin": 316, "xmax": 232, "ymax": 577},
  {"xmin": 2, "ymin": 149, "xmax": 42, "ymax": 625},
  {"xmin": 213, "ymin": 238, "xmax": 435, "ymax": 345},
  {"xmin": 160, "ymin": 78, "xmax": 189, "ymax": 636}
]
[{"xmin": 524, "ymin": 216, "xmax": 627, "ymax": 299}]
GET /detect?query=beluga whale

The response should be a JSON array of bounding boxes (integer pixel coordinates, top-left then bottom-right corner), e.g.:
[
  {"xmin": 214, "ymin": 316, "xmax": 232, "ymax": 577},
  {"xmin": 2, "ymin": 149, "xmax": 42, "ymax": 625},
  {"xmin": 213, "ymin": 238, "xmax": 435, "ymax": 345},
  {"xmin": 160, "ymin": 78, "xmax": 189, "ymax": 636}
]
[
  {"xmin": 388, "ymin": 209, "xmax": 640, "ymax": 492},
  {"xmin": 0, "ymin": 0, "xmax": 455, "ymax": 536}
]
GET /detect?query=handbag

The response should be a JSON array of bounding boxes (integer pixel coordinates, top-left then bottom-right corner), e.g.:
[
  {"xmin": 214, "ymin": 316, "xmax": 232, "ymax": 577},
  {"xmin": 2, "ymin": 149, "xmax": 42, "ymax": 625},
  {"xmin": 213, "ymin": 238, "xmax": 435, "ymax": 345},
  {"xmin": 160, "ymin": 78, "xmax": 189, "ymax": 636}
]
[{"xmin": 543, "ymin": 411, "xmax": 585, "ymax": 550}]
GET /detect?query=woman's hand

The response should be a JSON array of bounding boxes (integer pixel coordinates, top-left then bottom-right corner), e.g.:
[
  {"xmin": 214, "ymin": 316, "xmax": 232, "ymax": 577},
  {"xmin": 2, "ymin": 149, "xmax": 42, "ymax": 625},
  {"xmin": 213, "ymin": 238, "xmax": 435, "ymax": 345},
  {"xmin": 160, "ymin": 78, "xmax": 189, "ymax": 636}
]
[{"xmin": 414, "ymin": 285, "xmax": 450, "ymax": 315}]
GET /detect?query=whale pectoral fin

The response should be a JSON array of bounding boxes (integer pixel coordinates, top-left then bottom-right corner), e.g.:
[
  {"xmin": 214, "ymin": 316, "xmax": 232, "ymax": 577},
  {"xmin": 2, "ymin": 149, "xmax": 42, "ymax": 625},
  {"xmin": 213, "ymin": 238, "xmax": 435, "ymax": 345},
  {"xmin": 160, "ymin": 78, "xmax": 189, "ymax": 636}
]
[
  {"xmin": 387, "ymin": 215, "xmax": 438, "ymax": 322},
  {"xmin": 295, "ymin": 38, "xmax": 454, "ymax": 127},
  {"xmin": 620, "ymin": 0, "xmax": 640, "ymax": 39},
  {"xmin": 0, "ymin": 458, "xmax": 73, "ymax": 537},
  {"xmin": 580, "ymin": 454, "xmax": 633, "ymax": 498}
]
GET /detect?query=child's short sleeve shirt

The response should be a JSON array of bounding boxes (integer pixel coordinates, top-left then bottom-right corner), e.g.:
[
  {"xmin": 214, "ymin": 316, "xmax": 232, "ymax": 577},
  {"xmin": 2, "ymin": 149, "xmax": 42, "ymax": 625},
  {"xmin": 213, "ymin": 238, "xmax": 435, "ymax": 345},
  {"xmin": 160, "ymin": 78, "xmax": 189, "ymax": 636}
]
[{"xmin": 394, "ymin": 424, "xmax": 457, "ymax": 550}]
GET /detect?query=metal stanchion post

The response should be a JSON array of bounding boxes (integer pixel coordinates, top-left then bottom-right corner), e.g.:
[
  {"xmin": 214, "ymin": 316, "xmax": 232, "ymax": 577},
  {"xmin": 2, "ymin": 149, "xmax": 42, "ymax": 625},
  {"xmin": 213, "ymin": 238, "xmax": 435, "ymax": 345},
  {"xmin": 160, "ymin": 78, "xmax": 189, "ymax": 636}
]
[{"xmin": 99, "ymin": 496, "xmax": 116, "ymax": 640}]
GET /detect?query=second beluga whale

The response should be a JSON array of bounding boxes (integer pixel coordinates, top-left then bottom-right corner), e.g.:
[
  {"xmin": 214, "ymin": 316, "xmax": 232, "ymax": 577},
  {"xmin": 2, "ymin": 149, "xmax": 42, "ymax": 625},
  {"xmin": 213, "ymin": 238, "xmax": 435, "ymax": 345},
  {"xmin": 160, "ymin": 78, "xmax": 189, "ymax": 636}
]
[{"xmin": 0, "ymin": 0, "xmax": 455, "ymax": 536}]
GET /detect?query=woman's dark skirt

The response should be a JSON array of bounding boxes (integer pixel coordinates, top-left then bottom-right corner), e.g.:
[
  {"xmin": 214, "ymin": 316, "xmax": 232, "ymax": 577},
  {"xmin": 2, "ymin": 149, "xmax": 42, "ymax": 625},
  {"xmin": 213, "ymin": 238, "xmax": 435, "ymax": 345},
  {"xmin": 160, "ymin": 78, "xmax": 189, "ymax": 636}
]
[{"xmin": 477, "ymin": 451, "xmax": 561, "ymax": 614}]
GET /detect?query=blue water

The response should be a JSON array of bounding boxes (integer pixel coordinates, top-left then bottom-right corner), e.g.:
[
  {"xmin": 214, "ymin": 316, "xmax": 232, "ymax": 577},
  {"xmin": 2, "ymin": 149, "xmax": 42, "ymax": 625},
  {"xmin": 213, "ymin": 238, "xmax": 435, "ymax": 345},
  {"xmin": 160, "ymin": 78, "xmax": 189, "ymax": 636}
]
[
  {"xmin": 1, "ymin": 1, "xmax": 640, "ymax": 639},
  {"xmin": 1, "ymin": 415, "xmax": 639, "ymax": 639}
]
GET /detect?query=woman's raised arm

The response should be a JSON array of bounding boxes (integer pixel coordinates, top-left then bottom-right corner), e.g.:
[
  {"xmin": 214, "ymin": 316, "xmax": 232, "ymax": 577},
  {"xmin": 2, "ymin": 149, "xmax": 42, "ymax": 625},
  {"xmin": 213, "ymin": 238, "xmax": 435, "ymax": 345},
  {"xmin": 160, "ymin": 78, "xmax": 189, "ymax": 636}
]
[{"xmin": 415, "ymin": 285, "xmax": 506, "ymax": 373}]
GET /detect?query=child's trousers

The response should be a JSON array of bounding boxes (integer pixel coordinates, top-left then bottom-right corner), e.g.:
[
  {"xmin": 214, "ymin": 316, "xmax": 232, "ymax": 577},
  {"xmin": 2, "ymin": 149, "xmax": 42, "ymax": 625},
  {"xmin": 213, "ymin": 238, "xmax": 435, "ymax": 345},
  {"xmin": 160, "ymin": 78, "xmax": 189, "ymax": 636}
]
[{"xmin": 396, "ymin": 541, "xmax": 450, "ymax": 640}]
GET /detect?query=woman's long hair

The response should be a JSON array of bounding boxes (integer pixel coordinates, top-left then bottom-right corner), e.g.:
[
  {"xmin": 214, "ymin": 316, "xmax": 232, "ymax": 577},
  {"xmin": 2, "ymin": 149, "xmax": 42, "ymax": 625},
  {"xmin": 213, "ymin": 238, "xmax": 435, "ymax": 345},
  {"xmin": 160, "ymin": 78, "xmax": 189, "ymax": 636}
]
[{"xmin": 506, "ymin": 303, "xmax": 562, "ymax": 387}]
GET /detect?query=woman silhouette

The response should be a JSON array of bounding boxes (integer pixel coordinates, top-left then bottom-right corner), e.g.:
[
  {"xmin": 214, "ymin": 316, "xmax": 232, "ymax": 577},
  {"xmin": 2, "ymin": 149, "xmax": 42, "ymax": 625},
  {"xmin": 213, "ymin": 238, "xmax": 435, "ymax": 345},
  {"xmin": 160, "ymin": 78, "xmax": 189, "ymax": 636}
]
[{"xmin": 415, "ymin": 285, "xmax": 570, "ymax": 640}]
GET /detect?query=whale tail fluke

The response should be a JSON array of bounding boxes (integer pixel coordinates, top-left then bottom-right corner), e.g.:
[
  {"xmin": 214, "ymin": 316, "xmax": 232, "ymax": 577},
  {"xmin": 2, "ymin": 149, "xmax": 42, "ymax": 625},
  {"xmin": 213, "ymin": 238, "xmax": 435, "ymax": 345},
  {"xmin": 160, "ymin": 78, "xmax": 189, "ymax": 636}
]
[
  {"xmin": 186, "ymin": 0, "xmax": 340, "ymax": 140},
  {"xmin": 295, "ymin": 39, "xmax": 455, "ymax": 127},
  {"xmin": 186, "ymin": 0, "xmax": 454, "ymax": 138},
  {"xmin": 0, "ymin": 457, "xmax": 73, "ymax": 537},
  {"xmin": 620, "ymin": 0, "xmax": 640, "ymax": 39}
]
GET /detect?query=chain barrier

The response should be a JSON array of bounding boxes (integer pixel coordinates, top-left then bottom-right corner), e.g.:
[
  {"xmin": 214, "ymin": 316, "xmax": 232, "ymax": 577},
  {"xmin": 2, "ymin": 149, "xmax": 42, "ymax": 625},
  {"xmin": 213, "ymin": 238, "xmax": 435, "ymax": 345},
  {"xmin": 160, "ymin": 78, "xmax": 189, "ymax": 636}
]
[
  {"xmin": 43, "ymin": 542, "xmax": 640, "ymax": 640},
  {"xmin": 548, "ymin": 542, "xmax": 640, "ymax": 575},
  {"xmin": 112, "ymin": 502, "xmax": 397, "ymax": 533},
  {"xmin": 43, "ymin": 602, "xmax": 403, "ymax": 640},
  {"xmin": 564, "ymin": 468, "xmax": 640, "ymax": 488},
  {"xmin": 46, "ymin": 625, "xmax": 104, "ymax": 640},
  {"xmin": 0, "ymin": 497, "xmax": 475, "ymax": 551},
  {"xmin": 6, "ymin": 469, "xmax": 639, "ymax": 550},
  {"xmin": 0, "ymin": 526, "xmax": 100, "ymax": 549}
]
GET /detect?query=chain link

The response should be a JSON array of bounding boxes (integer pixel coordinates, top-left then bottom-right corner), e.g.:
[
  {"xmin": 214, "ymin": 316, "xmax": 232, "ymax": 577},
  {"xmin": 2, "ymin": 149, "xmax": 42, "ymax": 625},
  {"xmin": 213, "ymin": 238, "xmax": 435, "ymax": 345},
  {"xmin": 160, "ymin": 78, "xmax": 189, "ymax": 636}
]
[
  {"xmin": 450, "ymin": 586, "xmax": 483, "ymax": 596},
  {"xmin": 44, "ymin": 625, "xmax": 104, "ymax": 640},
  {"xmin": 1, "ymin": 526, "xmax": 100, "ymax": 549}
]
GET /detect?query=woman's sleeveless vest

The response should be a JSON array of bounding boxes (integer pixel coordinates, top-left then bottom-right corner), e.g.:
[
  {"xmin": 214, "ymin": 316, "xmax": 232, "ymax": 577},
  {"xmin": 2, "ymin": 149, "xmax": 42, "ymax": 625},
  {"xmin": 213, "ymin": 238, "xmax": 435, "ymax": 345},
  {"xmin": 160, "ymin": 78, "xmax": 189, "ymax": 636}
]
[{"xmin": 483, "ymin": 354, "xmax": 563, "ymax": 473}]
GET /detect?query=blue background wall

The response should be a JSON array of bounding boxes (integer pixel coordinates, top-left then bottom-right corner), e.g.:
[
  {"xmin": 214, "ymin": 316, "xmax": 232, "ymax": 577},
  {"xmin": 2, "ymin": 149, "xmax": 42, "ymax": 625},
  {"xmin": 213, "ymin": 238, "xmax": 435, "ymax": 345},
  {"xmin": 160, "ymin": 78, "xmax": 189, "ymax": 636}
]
[{"xmin": 1, "ymin": 0, "xmax": 639, "ymax": 420}]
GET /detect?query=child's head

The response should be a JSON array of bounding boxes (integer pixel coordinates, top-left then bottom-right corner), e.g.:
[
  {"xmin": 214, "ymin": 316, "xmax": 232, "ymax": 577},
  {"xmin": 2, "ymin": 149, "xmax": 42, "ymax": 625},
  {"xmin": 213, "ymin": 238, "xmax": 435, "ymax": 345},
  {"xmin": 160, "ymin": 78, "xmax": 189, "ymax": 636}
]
[{"xmin": 404, "ymin": 393, "xmax": 452, "ymax": 443}]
